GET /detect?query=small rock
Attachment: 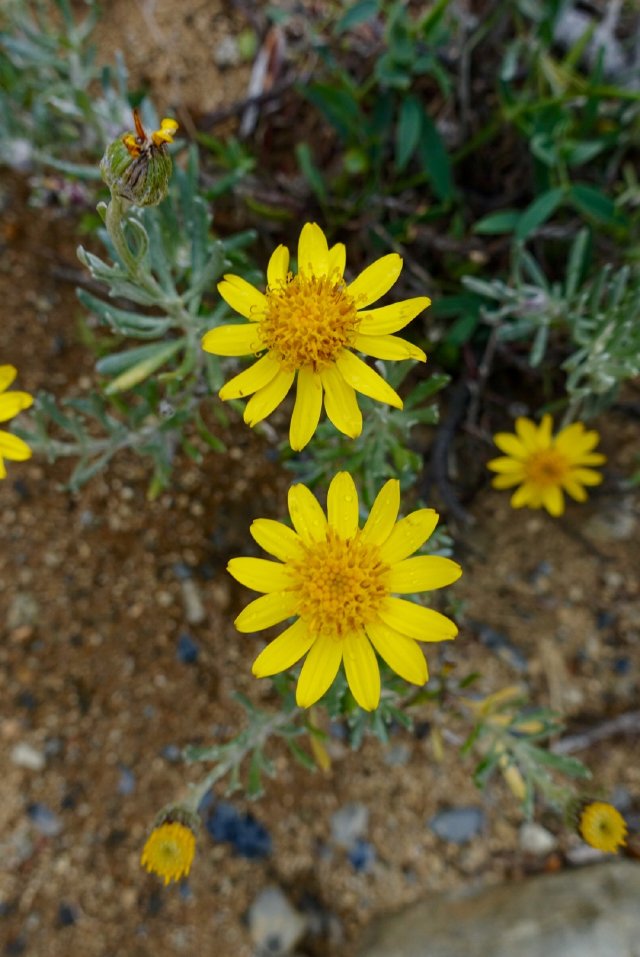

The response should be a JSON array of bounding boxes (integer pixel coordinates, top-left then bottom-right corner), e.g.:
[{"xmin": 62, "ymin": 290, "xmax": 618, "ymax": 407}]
[
  {"xmin": 248, "ymin": 885, "xmax": 307, "ymax": 957},
  {"xmin": 429, "ymin": 807, "xmax": 485, "ymax": 844},
  {"xmin": 26, "ymin": 802, "xmax": 62, "ymax": 837},
  {"xmin": 11, "ymin": 742, "xmax": 45, "ymax": 771},
  {"xmin": 176, "ymin": 632, "xmax": 199, "ymax": 665},
  {"xmin": 475, "ymin": 624, "xmax": 528, "ymax": 672},
  {"xmin": 330, "ymin": 803, "xmax": 369, "ymax": 850},
  {"xmin": 161, "ymin": 744, "xmax": 182, "ymax": 763},
  {"xmin": 205, "ymin": 802, "xmax": 272, "ymax": 859},
  {"xmin": 348, "ymin": 839, "xmax": 376, "ymax": 872},
  {"xmin": 519, "ymin": 822, "xmax": 557, "ymax": 856},
  {"xmin": 117, "ymin": 766, "xmax": 136, "ymax": 796},
  {"xmin": 57, "ymin": 903, "xmax": 77, "ymax": 927},
  {"xmin": 583, "ymin": 498, "xmax": 637, "ymax": 544},
  {"xmin": 180, "ymin": 579, "xmax": 206, "ymax": 625},
  {"xmin": 7, "ymin": 592, "xmax": 39, "ymax": 630},
  {"xmin": 383, "ymin": 743, "xmax": 412, "ymax": 767}
]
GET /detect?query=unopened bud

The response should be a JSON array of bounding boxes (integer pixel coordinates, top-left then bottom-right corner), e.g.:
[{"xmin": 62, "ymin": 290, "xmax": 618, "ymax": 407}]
[{"xmin": 100, "ymin": 111, "xmax": 178, "ymax": 207}]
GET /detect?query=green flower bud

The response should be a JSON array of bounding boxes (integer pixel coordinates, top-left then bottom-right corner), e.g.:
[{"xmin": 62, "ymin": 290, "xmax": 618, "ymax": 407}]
[{"xmin": 100, "ymin": 111, "xmax": 178, "ymax": 207}]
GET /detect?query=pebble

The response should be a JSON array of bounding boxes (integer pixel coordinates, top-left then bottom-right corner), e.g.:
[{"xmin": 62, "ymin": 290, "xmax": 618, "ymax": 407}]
[
  {"xmin": 11, "ymin": 742, "xmax": 46, "ymax": 771},
  {"xmin": 176, "ymin": 632, "xmax": 199, "ymax": 665},
  {"xmin": 180, "ymin": 579, "xmax": 206, "ymax": 624},
  {"xmin": 428, "ymin": 807, "xmax": 485, "ymax": 844},
  {"xmin": 205, "ymin": 802, "xmax": 272, "ymax": 859},
  {"xmin": 117, "ymin": 766, "xmax": 136, "ymax": 796},
  {"xmin": 348, "ymin": 839, "xmax": 376, "ymax": 872},
  {"xmin": 247, "ymin": 885, "xmax": 307, "ymax": 957},
  {"xmin": 26, "ymin": 802, "xmax": 63, "ymax": 837},
  {"xmin": 474, "ymin": 624, "xmax": 528, "ymax": 672},
  {"xmin": 7, "ymin": 592, "xmax": 40, "ymax": 630},
  {"xmin": 330, "ymin": 803, "xmax": 369, "ymax": 850},
  {"xmin": 518, "ymin": 822, "xmax": 557, "ymax": 856},
  {"xmin": 57, "ymin": 903, "xmax": 77, "ymax": 927},
  {"xmin": 583, "ymin": 498, "xmax": 637, "ymax": 543}
]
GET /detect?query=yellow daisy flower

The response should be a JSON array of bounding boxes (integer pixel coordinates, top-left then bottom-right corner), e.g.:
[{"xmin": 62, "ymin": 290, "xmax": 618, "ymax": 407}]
[
  {"xmin": 228, "ymin": 472, "xmax": 461, "ymax": 711},
  {"xmin": 202, "ymin": 223, "xmax": 429, "ymax": 450},
  {"xmin": 141, "ymin": 821, "xmax": 196, "ymax": 885},
  {"xmin": 578, "ymin": 801, "xmax": 627, "ymax": 854},
  {"xmin": 486, "ymin": 414, "xmax": 605, "ymax": 517},
  {"xmin": 0, "ymin": 365, "xmax": 33, "ymax": 480}
]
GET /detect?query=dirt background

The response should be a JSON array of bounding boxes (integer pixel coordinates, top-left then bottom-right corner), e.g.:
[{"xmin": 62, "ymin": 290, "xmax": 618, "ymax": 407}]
[{"xmin": 1, "ymin": 2, "xmax": 639, "ymax": 956}]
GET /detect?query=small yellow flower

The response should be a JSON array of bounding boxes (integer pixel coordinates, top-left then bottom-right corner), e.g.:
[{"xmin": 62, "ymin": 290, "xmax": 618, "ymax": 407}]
[
  {"xmin": 228, "ymin": 472, "xmax": 461, "ymax": 711},
  {"xmin": 487, "ymin": 414, "xmax": 605, "ymax": 516},
  {"xmin": 202, "ymin": 223, "xmax": 429, "ymax": 450},
  {"xmin": 0, "ymin": 365, "xmax": 33, "ymax": 480},
  {"xmin": 141, "ymin": 821, "xmax": 196, "ymax": 885},
  {"xmin": 578, "ymin": 801, "xmax": 627, "ymax": 854}
]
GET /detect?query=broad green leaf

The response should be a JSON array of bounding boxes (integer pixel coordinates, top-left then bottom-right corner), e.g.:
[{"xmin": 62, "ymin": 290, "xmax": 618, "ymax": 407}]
[
  {"xmin": 569, "ymin": 183, "xmax": 625, "ymax": 227},
  {"xmin": 395, "ymin": 95, "xmax": 423, "ymax": 171},
  {"xmin": 336, "ymin": 0, "xmax": 379, "ymax": 33},
  {"xmin": 418, "ymin": 112, "xmax": 454, "ymax": 201},
  {"xmin": 473, "ymin": 209, "xmax": 520, "ymax": 235},
  {"xmin": 515, "ymin": 188, "xmax": 565, "ymax": 241}
]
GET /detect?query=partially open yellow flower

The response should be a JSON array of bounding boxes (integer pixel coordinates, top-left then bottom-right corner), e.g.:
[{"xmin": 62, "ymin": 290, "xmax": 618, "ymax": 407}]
[
  {"xmin": 141, "ymin": 821, "xmax": 196, "ymax": 885},
  {"xmin": 487, "ymin": 414, "xmax": 605, "ymax": 516},
  {"xmin": 228, "ymin": 472, "xmax": 461, "ymax": 711},
  {"xmin": 202, "ymin": 223, "xmax": 429, "ymax": 450},
  {"xmin": 0, "ymin": 365, "xmax": 33, "ymax": 480},
  {"xmin": 578, "ymin": 801, "xmax": 627, "ymax": 854}
]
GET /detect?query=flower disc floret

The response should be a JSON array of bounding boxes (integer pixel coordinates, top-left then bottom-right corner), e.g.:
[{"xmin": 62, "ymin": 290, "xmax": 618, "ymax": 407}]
[
  {"xmin": 578, "ymin": 801, "xmax": 627, "ymax": 854},
  {"xmin": 141, "ymin": 821, "xmax": 196, "ymax": 885},
  {"xmin": 0, "ymin": 365, "xmax": 33, "ymax": 480},
  {"xmin": 202, "ymin": 223, "xmax": 430, "ymax": 450},
  {"xmin": 227, "ymin": 472, "xmax": 462, "ymax": 711},
  {"xmin": 487, "ymin": 414, "xmax": 605, "ymax": 516}
]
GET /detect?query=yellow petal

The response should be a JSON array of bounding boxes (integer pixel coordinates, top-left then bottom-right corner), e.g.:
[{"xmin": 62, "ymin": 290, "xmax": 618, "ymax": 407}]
[
  {"xmin": 570, "ymin": 467, "xmax": 603, "ymax": 486},
  {"xmin": 379, "ymin": 509, "xmax": 439, "ymax": 564},
  {"xmin": 219, "ymin": 354, "xmax": 280, "ymax": 400},
  {"xmin": 515, "ymin": 416, "xmax": 548, "ymax": 451},
  {"xmin": 336, "ymin": 350, "xmax": 403, "ymax": 408},
  {"xmin": 542, "ymin": 485, "xmax": 564, "ymax": 516},
  {"xmin": 250, "ymin": 518, "xmax": 304, "ymax": 562},
  {"xmin": 320, "ymin": 364, "xmax": 362, "ymax": 438},
  {"xmin": 573, "ymin": 452, "xmax": 606, "ymax": 466},
  {"xmin": 0, "ymin": 391, "xmax": 34, "ymax": 422},
  {"xmin": 486, "ymin": 456, "xmax": 526, "ymax": 474},
  {"xmin": 290, "ymin": 367, "xmax": 323, "ymax": 451},
  {"xmin": 493, "ymin": 432, "xmax": 528, "ymax": 459},
  {"xmin": 267, "ymin": 244, "xmax": 290, "ymax": 288},
  {"xmin": 347, "ymin": 253, "xmax": 402, "ymax": 308},
  {"xmin": 288, "ymin": 483, "xmax": 328, "ymax": 544},
  {"xmin": 0, "ymin": 366, "xmax": 17, "ymax": 393},
  {"xmin": 361, "ymin": 479, "xmax": 400, "ymax": 545},
  {"xmin": 328, "ymin": 243, "xmax": 346, "ymax": 277},
  {"xmin": 343, "ymin": 631, "xmax": 380, "ymax": 711},
  {"xmin": 218, "ymin": 274, "xmax": 267, "ymax": 319},
  {"xmin": 234, "ymin": 592, "xmax": 298, "ymax": 632},
  {"xmin": 491, "ymin": 473, "xmax": 523, "ymax": 490},
  {"xmin": 357, "ymin": 297, "xmax": 431, "ymax": 335},
  {"xmin": 0, "ymin": 456, "xmax": 6, "ymax": 479},
  {"xmin": 555, "ymin": 423, "xmax": 601, "ymax": 455},
  {"xmin": 388, "ymin": 556, "xmax": 462, "ymax": 593},
  {"xmin": 327, "ymin": 472, "xmax": 359, "ymax": 538},
  {"xmin": 561, "ymin": 477, "xmax": 588, "ymax": 502},
  {"xmin": 296, "ymin": 634, "xmax": 343, "ymax": 707},
  {"xmin": 0, "ymin": 431, "xmax": 32, "ymax": 461},
  {"xmin": 366, "ymin": 619, "xmax": 428, "ymax": 685},
  {"xmin": 243, "ymin": 368, "xmax": 295, "ymax": 425},
  {"xmin": 353, "ymin": 333, "xmax": 426, "ymax": 362},
  {"xmin": 202, "ymin": 324, "xmax": 265, "ymax": 356},
  {"xmin": 298, "ymin": 222, "xmax": 329, "ymax": 277},
  {"xmin": 227, "ymin": 557, "xmax": 292, "ymax": 593},
  {"xmin": 252, "ymin": 619, "xmax": 315, "ymax": 676},
  {"xmin": 379, "ymin": 598, "xmax": 458, "ymax": 642},
  {"xmin": 511, "ymin": 482, "xmax": 540, "ymax": 509}
]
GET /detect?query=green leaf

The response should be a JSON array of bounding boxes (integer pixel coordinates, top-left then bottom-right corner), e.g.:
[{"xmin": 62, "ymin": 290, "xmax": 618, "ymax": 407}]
[
  {"xmin": 102, "ymin": 339, "xmax": 185, "ymax": 394},
  {"xmin": 473, "ymin": 209, "xmax": 520, "ymax": 235},
  {"xmin": 335, "ymin": 0, "xmax": 379, "ymax": 33},
  {"xmin": 569, "ymin": 183, "xmax": 625, "ymax": 227},
  {"xmin": 418, "ymin": 112, "xmax": 454, "ymax": 201},
  {"xmin": 295, "ymin": 142, "xmax": 327, "ymax": 202},
  {"xmin": 303, "ymin": 84, "xmax": 363, "ymax": 140},
  {"xmin": 515, "ymin": 187, "xmax": 565, "ymax": 241},
  {"xmin": 395, "ymin": 95, "xmax": 423, "ymax": 171}
]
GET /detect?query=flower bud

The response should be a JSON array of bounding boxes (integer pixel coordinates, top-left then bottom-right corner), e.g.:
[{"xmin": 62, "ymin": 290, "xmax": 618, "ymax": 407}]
[{"xmin": 100, "ymin": 111, "xmax": 178, "ymax": 207}]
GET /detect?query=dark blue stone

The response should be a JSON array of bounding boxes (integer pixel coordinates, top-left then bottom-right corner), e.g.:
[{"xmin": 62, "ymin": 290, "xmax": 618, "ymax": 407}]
[{"xmin": 177, "ymin": 633, "xmax": 199, "ymax": 665}]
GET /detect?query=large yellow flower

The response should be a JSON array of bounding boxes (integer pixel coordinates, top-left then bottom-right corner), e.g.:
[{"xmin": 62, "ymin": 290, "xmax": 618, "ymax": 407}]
[
  {"xmin": 202, "ymin": 223, "xmax": 429, "ymax": 450},
  {"xmin": 487, "ymin": 414, "xmax": 605, "ymax": 517},
  {"xmin": 0, "ymin": 365, "xmax": 33, "ymax": 480},
  {"xmin": 228, "ymin": 472, "xmax": 461, "ymax": 711}
]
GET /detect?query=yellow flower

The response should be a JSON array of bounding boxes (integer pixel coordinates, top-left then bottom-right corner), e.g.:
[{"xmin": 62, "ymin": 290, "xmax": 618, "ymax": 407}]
[
  {"xmin": 487, "ymin": 414, "xmax": 605, "ymax": 516},
  {"xmin": 141, "ymin": 821, "xmax": 196, "ymax": 885},
  {"xmin": 578, "ymin": 801, "xmax": 627, "ymax": 854},
  {"xmin": 202, "ymin": 223, "xmax": 429, "ymax": 450},
  {"xmin": 228, "ymin": 472, "xmax": 461, "ymax": 711},
  {"xmin": 0, "ymin": 365, "xmax": 33, "ymax": 480}
]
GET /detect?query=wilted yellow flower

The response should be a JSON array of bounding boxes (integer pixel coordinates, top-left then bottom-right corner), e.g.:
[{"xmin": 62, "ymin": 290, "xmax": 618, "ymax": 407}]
[
  {"xmin": 0, "ymin": 365, "xmax": 33, "ymax": 479},
  {"xmin": 228, "ymin": 472, "xmax": 461, "ymax": 710},
  {"xmin": 141, "ymin": 821, "xmax": 196, "ymax": 885},
  {"xmin": 202, "ymin": 223, "xmax": 429, "ymax": 450},
  {"xmin": 487, "ymin": 414, "xmax": 605, "ymax": 516},
  {"xmin": 100, "ymin": 111, "xmax": 179, "ymax": 207},
  {"xmin": 578, "ymin": 801, "xmax": 627, "ymax": 854}
]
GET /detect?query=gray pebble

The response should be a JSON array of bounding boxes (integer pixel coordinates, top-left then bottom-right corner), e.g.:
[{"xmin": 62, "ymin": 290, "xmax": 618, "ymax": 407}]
[{"xmin": 429, "ymin": 807, "xmax": 485, "ymax": 844}]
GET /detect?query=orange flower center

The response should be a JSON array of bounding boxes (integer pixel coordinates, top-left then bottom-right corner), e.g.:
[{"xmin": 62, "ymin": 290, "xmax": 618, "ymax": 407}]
[
  {"xmin": 289, "ymin": 529, "xmax": 390, "ymax": 638},
  {"xmin": 525, "ymin": 448, "xmax": 569, "ymax": 487},
  {"xmin": 261, "ymin": 273, "xmax": 360, "ymax": 372}
]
